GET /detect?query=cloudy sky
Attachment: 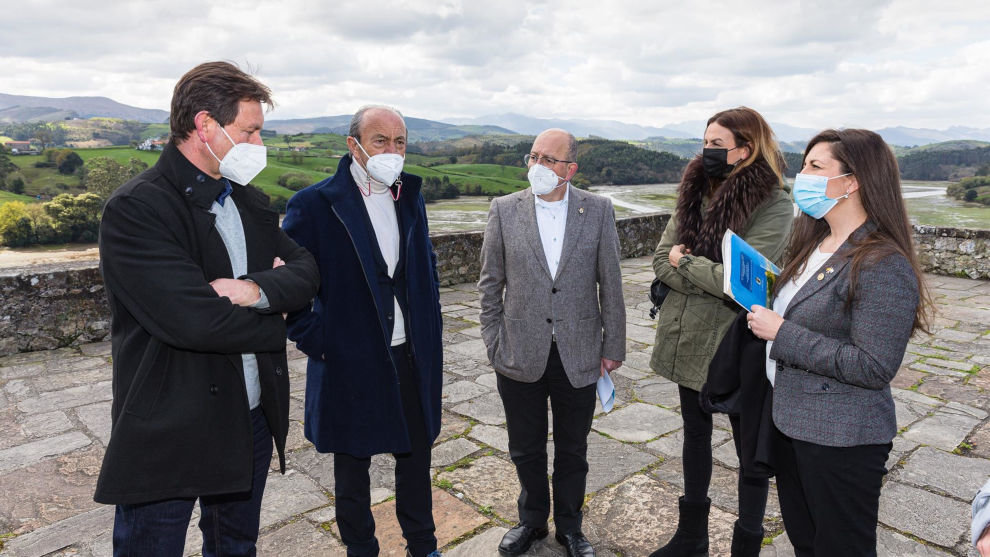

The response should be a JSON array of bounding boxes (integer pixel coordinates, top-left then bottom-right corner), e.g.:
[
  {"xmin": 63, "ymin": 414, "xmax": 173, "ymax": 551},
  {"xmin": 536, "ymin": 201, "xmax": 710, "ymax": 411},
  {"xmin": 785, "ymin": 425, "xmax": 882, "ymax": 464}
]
[{"xmin": 3, "ymin": 0, "xmax": 989, "ymax": 131}]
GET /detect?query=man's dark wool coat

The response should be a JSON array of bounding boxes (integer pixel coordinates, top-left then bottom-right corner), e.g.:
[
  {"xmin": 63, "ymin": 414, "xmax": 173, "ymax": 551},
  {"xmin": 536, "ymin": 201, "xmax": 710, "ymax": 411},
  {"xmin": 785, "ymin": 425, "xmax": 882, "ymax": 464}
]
[
  {"xmin": 282, "ymin": 154, "xmax": 443, "ymax": 457},
  {"xmin": 94, "ymin": 142, "xmax": 319, "ymax": 504}
]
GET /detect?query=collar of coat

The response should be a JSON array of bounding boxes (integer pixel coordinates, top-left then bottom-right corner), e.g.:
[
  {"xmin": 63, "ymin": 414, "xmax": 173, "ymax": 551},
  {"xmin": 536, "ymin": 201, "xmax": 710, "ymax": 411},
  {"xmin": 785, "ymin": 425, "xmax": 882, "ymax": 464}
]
[
  {"xmin": 321, "ymin": 154, "xmax": 422, "ymax": 203},
  {"xmin": 675, "ymin": 156, "xmax": 780, "ymax": 262},
  {"xmin": 156, "ymin": 141, "xmax": 267, "ymax": 210}
]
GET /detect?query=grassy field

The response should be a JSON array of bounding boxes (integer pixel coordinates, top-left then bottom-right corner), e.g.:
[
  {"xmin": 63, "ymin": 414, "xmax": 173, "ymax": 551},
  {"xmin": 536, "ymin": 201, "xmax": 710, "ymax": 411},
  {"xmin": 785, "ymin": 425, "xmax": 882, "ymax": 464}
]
[{"xmin": 0, "ymin": 190, "xmax": 35, "ymax": 203}]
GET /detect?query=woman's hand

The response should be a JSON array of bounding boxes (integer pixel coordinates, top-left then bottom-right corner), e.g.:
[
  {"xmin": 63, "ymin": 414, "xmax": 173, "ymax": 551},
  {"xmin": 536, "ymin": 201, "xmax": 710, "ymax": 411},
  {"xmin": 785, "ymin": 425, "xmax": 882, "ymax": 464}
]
[
  {"xmin": 747, "ymin": 305, "xmax": 784, "ymax": 341},
  {"xmin": 669, "ymin": 244, "xmax": 689, "ymax": 268}
]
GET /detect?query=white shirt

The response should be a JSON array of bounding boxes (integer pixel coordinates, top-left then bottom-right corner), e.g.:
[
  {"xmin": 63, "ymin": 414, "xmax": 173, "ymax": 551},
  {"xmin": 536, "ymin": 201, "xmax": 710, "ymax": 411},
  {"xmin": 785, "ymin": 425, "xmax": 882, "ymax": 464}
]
[
  {"xmin": 765, "ymin": 246, "xmax": 833, "ymax": 386},
  {"xmin": 534, "ymin": 185, "xmax": 569, "ymax": 278},
  {"xmin": 351, "ymin": 162, "xmax": 406, "ymax": 346}
]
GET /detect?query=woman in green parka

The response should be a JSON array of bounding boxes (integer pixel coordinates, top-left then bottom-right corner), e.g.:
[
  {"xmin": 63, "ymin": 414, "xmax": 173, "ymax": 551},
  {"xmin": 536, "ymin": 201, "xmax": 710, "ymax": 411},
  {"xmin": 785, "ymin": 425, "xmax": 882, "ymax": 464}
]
[{"xmin": 648, "ymin": 107, "xmax": 794, "ymax": 557}]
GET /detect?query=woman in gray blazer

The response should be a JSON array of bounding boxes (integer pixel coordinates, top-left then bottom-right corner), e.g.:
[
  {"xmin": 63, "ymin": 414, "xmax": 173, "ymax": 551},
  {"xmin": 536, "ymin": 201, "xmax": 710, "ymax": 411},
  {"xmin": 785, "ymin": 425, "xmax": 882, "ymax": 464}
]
[{"xmin": 748, "ymin": 129, "xmax": 934, "ymax": 557}]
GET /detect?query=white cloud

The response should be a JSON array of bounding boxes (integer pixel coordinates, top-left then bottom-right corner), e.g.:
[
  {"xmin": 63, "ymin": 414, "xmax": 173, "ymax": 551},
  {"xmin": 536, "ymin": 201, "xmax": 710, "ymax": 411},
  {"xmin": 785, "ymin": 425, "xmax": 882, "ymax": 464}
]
[{"xmin": 1, "ymin": 0, "xmax": 988, "ymax": 130}]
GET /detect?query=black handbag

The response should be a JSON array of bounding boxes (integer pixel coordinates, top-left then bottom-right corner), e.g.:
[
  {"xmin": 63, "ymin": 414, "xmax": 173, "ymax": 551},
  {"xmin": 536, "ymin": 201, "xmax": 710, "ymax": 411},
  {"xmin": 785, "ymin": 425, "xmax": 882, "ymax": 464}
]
[{"xmin": 648, "ymin": 278, "xmax": 670, "ymax": 319}]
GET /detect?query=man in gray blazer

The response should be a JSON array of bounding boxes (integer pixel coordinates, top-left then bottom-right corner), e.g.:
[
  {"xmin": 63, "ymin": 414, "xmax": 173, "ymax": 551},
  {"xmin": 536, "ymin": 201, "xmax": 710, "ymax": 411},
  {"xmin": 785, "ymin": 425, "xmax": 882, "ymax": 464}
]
[{"xmin": 479, "ymin": 128, "xmax": 626, "ymax": 557}]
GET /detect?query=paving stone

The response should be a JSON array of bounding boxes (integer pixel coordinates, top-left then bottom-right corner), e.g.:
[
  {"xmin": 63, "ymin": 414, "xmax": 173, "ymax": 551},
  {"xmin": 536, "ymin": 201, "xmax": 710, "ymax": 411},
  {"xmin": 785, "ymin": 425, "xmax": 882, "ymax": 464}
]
[
  {"xmin": 891, "ymin": 367, "xmax": 926, "ymax": 390},
  {"xmin": 592, "ymin": 402, "xmax": 681, "ymax": 442},
  {"xmin": 432, "ymin": 437, "xmax": 481, "ymax": 468},
  {"xmin": 712, "ymin": 439, "xmax": 740, "ymax": 469},
  {"xmin": 910, "ymin": 362, "xmax": 968, "ymax": 377},
  {"xmin": 878, "ymin": 481, "xmax": 970, "ymax": 547},
  {"xmin": 0, "ymin": 504, "xmax": 113, "ymax": 557},
  {"xmin": 73, "ymin": 401, "xmax": 111, "ymax": 446},
  {"xmin": 0, "ymin": 444, "xmax": 104, "ymax": 535},
  {"xmin": 348, "ymin": 488, "xmax": 488, "ymax": 556},
  {"xmin": 289, "ymin": 446, "xmax": 397, "ymax": 495},
  {"xmin": 4, "ymin": 378, "xmax": 34, "ymax": 401},
  {"xmin": 305, "ymin": 505, "xmax": 336, "ymax": 524},
  {"xmin": 34, "ymin": 365, "xmax": 109, "ymax": 393},
  {"xmin": 16, "ymin": 381, "xmax": 112, "ymax": 414},
  {"xmin": 896, "ymin": 446, "xmax": 990, "ymax": 499},
  {"xmin": 0, "ymin": 361, "xmax": 46, "ymax": 381},
  {"xmin": 626, "ymin": 322, "xmax": 658, "ymax": 345},
  {"xmin": 0, "ymin": 431, "xmax": 92, "ymax": 474},
  {"xmin": 583, "ymin": 432, "xmax": 659, "ymax": 493},
  {"xmin": 651, "ymin": 457, "xmax": 781, "ymax": 522},
  {"xmin": 283, "ymin": 420, "xmax": 311, "ymax": 453},
  {"xmin": 78, "ymin": 341, "xmax": 112, "ymax": 357},
  {"xmin": 446, "ymin": 338, "xmax": 489, "ymax": 360},
  {"xmin": 437, "ymin": 455, "xmax": 520, "ymax": 523},
  {"xmin": 966, "ymin": 420, "xmax": 990, "ymax": 459},
  {"xmin": 633, "ymin": 379, "xmax": 680, "ymax": 408},
  {"xmin": 895, "ymin": 397, "xmax": 932, "ymax": 430},
  {"xmin": 902, "ymin": 404, "xmax": 982, "ymax": 451},
  {"xmin": 919, "ymin": 375, "xmax": 989, "ymax": 409},
  {"xmin": 583, "ymin": 473, "xmax": 737, "ymax": 557},
  {"xmin": 645, "ymin": 427, "xmax": 732, "ymax": 460},
  {"xmin": 475, "ymin": 371, "xmax": 498, "ymax": 390},
  {"xmin": 622, "ymin": 350, "xmax": 654, "ymax": 373},
  {"xmin": 892, "ymin": 387, "xmax": 943, "ymax": 408},
  {"xmin": 18, "ymin": 410, "xmax": 72, "ymax": 438},
  {"xmin": 468, "ymin": 424, "xmax": 510, "ymax": 453},
  {"xmin": 445, "ymin": 525, "xmax": 509, "ymax": 557},
  {"xmin": 451, "ymin": 392, "xmax": 506, "ymax": 425},
  {"xmin": 442, "ymin": 379, "xmax": 491, "ymax": 405},
  {"xmin": 934, "ymin": 329, "xmax": 982, "ymax": 342},
  {"xmin": 445, "ymin": 354, "xmax": 491, "ymax": 378},
  {"xmin": 887, "ymin": 436, "xmax": 920, "ymax": 470},
  {"xmin": 257, "ymin": 519, "xmax": 344, "ymax": 555},
  {"xmin": 877, "ymin": 528, "xmax": 954, "ymax": 556},
  {"xmin": 258, "ymin": 471, "xmax": 329, "ymax": 529},
  {"xmin": 437, "ymin": 412, "xmax": 471, "ymax": 443},
  {"xmin": 614, "ymin": 365, "xmax": 651, "ymax": 381}
]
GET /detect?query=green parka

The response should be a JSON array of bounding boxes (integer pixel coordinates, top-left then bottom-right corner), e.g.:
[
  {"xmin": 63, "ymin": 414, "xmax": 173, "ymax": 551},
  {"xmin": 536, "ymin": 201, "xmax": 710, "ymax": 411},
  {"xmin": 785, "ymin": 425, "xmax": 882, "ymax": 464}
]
[{"xmin": 649, "ymin": 167, "xmax": 794, "ymax": 391}]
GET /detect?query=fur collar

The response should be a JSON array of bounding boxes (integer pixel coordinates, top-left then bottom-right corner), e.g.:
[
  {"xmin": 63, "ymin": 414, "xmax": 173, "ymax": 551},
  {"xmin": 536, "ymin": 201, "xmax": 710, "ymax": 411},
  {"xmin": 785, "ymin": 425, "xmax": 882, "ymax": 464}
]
[{"xmin": 676, "ymin": 157, "xmax": 779, "ymax": 262}]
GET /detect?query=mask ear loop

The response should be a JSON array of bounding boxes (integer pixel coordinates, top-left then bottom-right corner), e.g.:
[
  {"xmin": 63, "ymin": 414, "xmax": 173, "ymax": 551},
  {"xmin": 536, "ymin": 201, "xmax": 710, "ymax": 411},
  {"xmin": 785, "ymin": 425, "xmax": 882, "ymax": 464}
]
[{"xmin": 388, "ymin": 179, "xmax": 402, "ymax": 201}]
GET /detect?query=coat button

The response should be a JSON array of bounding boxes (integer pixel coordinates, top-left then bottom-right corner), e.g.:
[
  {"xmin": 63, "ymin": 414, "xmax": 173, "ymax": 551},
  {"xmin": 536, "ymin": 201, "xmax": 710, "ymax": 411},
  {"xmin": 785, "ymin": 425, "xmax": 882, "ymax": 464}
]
[
  {"xmin": 210, "ymin": 384, "xmax": 219, "ymax": 395},
  {"xmin": 546, "ymin": 318, "xmax": 552, "ymax": 323},
  {"xmin": 196, "ymin": 174, "xmax": 206, "ymax": 183},
  {"xmin": 275, "ymin": 366, "xmax": 283, "ymax": 376},
  {"xmin": 822, "ymin": 382, "xmax": 830, "ymax": 391},
  {"xmin": 552, "ymin": 287, "xmax": 558, "ymax": 293},
  {"xmin": 184, "ymin": 187, "xmax": 193, "ymax": 196},
  {"xmin": 321, "ymin": 353, "xmax": 326, "ymax": 361},
  {"xmin": 776, "ymin": 363, "xmax": 783, "ymax": 372}
]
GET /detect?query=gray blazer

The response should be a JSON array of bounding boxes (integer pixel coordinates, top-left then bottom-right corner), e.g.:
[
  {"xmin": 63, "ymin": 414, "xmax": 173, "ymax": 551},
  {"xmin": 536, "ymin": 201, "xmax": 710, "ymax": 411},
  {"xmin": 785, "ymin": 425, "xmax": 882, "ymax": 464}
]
[
  {"xmin": 479, "ymin": 186, "xmax": 626, "ymax": 388},
  {"xmin": 770, "ymin": 222, "xmax": 919, "ymax": 447}
]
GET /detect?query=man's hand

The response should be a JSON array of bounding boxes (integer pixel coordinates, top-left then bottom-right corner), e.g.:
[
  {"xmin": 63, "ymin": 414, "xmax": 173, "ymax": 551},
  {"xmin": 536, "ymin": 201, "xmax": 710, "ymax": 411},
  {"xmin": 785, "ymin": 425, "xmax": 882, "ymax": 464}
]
[
  {"xmin": 979, "ymin": 525, "xmax": 990, "ymax": 557},
  {"xmin": 210, "ymin": 278, "xmax": 261, "ymax": 307},
  {"xmin": 601, "ymin": 358, "xmax": 622, "ymax": 376}
]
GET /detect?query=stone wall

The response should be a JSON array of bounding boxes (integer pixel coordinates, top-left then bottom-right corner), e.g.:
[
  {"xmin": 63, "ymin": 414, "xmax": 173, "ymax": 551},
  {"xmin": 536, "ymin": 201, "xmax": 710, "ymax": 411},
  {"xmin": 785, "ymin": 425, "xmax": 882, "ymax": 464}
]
[
  {"xmin": 914, "ymin": 225, "xmax": 990, "ymax": 280},
  {"xmin": 0, "ymin": 213, "xmax": 985, "ymax": 356}
]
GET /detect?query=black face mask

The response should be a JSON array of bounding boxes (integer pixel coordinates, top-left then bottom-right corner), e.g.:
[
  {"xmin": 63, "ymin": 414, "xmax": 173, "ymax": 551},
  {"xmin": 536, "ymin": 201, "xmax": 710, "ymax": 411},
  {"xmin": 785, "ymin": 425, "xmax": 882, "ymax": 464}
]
[{"xmin": 702, "ymin": 146, "xmax": 739, "ymax": 179}]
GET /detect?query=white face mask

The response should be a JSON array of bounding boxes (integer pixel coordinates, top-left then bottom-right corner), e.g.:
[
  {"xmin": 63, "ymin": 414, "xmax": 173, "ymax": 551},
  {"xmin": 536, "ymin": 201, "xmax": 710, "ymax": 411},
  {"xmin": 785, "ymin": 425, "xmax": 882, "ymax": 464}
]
[
  {"xmin": 528, "ymin": 163, "xmax": 564, "ymax": 195},
  {"xmin": 355, "ymin": 140, "xmax": 404, "ymax": 187},
  {"xmin": 205, "ymin": 126, "xmax": 267, "ymax": 185}
]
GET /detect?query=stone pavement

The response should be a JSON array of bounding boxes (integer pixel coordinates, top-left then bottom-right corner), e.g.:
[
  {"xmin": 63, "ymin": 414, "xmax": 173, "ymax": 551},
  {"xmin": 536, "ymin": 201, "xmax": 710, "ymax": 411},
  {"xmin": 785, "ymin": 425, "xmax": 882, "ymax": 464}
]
[{"xmin": 1, "ymin": 255, "xmax": 989, "ymax": 557}]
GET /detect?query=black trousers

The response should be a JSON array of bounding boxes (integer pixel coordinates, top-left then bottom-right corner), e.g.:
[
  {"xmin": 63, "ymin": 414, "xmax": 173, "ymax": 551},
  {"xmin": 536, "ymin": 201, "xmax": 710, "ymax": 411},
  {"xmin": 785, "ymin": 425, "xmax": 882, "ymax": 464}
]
[
  {"xmin": 773, "ymin": 426, "xmax": 891, "ymax": 557},
  {"xmin": 679, "ymin": 386, "xmax": 769, "ymax": 531},
  {"xmin": 496, "ymin": 342, "xmax": 597, "ymax": 534},
  {"xmin": 334, "ymin": 343, "xmax": 436, "ymax": 557}
]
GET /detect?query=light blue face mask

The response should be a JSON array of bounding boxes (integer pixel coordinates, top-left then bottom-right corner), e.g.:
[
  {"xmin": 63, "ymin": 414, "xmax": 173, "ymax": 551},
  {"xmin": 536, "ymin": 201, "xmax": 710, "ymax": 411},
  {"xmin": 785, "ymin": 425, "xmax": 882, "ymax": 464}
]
[{"xmin": 792, "ymin": 172, "xmax": 852, "ymax": 219}]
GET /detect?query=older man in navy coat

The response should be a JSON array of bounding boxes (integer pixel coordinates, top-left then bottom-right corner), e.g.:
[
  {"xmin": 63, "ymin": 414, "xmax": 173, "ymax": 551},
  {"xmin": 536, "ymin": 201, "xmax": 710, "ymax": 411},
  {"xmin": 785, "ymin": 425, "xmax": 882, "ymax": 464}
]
[{"xmin": 282, "ymin": 105, "xmax": 443, "ymax": 557}]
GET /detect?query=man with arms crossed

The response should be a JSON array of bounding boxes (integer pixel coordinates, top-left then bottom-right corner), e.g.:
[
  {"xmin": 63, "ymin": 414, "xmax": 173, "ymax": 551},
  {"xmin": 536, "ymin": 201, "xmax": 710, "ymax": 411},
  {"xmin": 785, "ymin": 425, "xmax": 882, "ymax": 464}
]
[
  {"xmin": 96, "ymin": 61, "xmax": 319, "ymax": 555},
  {"xmin": 479, "ymin": 128, "xmax": 626, "ymax": 557},
  {"xmin": 282, "ymin": 105, "xmax": 444, "ymax": 557}
]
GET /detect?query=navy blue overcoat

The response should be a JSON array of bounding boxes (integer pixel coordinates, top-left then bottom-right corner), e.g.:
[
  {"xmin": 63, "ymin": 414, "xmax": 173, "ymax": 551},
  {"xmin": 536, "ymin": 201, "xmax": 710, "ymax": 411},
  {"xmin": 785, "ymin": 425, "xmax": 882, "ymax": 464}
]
[{"xmin": 282, "ymin": 155, "xmax": 443, "ymax": 456}]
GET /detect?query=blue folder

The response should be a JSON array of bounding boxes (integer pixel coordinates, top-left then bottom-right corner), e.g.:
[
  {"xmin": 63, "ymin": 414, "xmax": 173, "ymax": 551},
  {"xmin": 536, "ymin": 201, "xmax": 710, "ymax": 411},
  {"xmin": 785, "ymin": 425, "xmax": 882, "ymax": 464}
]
[{"xmin": 721, "ymin": 229, "xmax": 781, "ymax": 312}]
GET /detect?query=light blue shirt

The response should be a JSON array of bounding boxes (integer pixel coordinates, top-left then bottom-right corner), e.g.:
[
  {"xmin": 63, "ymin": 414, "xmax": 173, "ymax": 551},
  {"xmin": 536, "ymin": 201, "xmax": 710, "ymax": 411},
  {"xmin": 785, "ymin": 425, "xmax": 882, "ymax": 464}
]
[
  {"xmin": 534, "ymin": 185, "xmax": 569, "ymax": 279},
  {"xmin": 210, "ymin": 191, "xmax": 266, "ymax": 410}
]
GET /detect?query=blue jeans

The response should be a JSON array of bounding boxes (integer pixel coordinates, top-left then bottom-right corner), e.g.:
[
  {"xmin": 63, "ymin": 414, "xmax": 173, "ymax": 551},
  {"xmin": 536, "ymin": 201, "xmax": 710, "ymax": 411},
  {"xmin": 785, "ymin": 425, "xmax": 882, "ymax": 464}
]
[{"xmin": 112, "ymin": 407, "xmax": 273, "ymax": 557}]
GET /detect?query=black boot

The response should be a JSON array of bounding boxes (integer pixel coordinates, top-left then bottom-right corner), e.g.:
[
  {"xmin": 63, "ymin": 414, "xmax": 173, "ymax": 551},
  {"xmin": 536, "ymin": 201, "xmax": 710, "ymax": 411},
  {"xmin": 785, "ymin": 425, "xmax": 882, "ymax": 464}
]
[
  {"xmin": 648, "ymin": 496, "xmax": 710, "ymax": 557},
  {"xmin": 730, "ymin": 520, "xmax": 764, "ymax": 557}
]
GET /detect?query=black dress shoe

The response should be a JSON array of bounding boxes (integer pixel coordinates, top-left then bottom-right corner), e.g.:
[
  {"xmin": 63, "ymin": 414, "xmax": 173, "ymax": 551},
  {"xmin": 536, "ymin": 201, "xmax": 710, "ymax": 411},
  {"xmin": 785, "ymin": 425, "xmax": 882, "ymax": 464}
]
[
  {"xmin": 555, "ymin": 531, "xmax": 595, "ymax": 557},
  {"xmin": 498, "ymin": 524, "xmax": 549, "ymax": 556}
]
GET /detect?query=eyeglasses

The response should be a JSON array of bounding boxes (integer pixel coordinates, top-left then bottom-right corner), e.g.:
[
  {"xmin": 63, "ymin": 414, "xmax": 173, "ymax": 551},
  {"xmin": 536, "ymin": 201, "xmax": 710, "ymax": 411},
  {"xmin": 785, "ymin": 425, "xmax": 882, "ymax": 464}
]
[{"xmin": 524, "ymin": 153, "xmax": 574, "ymax": 167}]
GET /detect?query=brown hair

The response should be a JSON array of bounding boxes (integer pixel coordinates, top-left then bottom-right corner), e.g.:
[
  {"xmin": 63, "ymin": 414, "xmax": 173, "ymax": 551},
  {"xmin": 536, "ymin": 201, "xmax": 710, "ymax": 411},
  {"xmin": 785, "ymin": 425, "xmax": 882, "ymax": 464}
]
[
  {"xmin": 707, "ymin": 106, "xmax": 786, "ymax": 185},
  {"xmin": 777, "ymin": 128, "xmax": 933, "ymax": 333},
  {"xmin": 170, "ymin": 61, "xmax": 274, "ymax": 143}
]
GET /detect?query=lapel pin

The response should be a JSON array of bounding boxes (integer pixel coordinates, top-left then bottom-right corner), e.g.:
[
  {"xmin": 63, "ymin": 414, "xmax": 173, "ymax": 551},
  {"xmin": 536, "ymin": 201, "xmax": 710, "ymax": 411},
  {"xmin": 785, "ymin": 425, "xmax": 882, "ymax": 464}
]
[
  {"xmin": 817, "ymin": 273, "xmax": 825, "ymax": 281},
  {"xmin": 578, "ymin": 207, "xmax": 584, "ymax": 214},
  {"xmin": 825, "ymin": 267, "xmax": 834, "ymax": 274}
]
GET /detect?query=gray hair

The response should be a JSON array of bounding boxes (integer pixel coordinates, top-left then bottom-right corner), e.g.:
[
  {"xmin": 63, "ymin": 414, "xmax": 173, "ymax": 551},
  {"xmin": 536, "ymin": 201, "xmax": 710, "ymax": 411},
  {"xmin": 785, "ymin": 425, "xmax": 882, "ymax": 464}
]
[{"xmin": 349, "ymin": 105, "xmax": 405, "ymax": 142}]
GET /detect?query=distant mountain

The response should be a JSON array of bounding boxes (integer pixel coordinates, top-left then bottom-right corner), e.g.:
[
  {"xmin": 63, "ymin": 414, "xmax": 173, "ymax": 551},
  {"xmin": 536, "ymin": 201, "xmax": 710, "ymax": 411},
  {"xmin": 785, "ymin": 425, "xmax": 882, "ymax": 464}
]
[
  {"xmin": 446, "ymin": 113, "xmax": 695, "ymax": 140},
  {"xmin": 264, "ymin": 114, "xmax": 515, "ymax": 142},
  {"xmin": 0, "ymin": 93, "xmax": 168, "ymax": 123},
  {"xmin": 0, "ymin": 105, "xmax": 77, "ymax": 123}
]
